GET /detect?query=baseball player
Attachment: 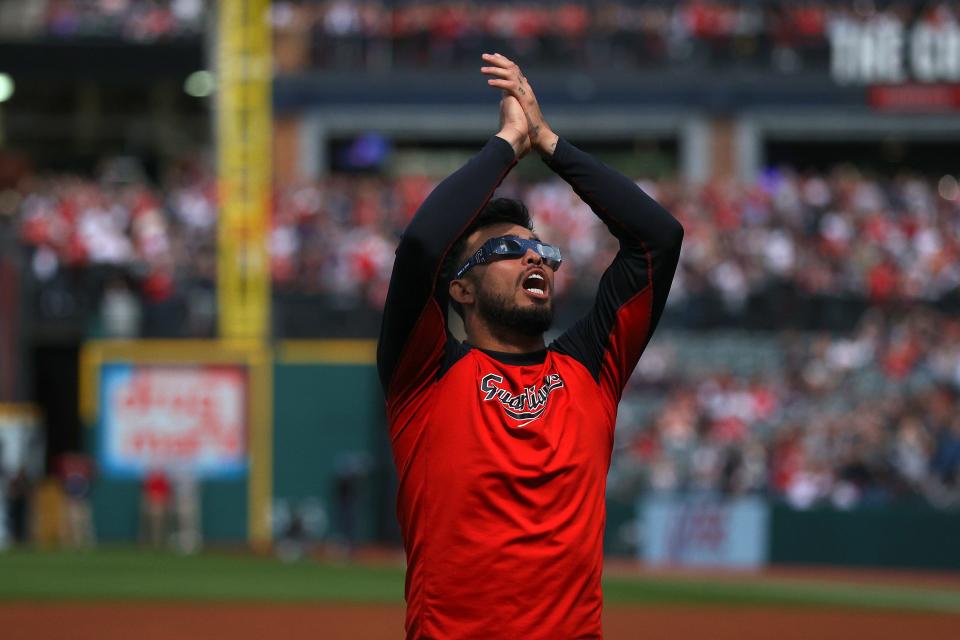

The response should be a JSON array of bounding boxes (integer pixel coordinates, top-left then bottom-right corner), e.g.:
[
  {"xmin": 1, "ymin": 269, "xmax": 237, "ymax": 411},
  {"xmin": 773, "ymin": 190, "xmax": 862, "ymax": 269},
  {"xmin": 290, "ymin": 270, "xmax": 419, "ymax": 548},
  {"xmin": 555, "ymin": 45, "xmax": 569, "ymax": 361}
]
[{"xmin": 377, "ymin": 53, "xmax": 684, "ymax": 638}]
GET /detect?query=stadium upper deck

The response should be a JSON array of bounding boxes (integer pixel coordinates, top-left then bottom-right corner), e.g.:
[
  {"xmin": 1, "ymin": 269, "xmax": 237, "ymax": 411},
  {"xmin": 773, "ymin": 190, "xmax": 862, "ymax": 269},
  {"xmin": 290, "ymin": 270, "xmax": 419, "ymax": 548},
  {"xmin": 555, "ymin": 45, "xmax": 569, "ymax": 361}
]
[{"xmin": 1, "ymin": 0, "xmax": 958, "ymax": 184}]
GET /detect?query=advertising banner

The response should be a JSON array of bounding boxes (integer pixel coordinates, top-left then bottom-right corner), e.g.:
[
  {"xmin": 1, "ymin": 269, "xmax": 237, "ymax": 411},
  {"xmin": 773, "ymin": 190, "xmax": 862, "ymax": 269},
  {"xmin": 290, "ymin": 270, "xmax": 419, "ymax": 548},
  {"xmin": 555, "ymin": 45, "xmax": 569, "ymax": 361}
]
[
  {"xmin": 830, "ymin": 15, "xmax": 960, "ymax": 87},
  {"xmin": 641, "ymin": 496, "xmax": 769, "ymax": 569},
  {"xmin": 99, "ymin": 364, "xmax": 248, "ymax": 478}
]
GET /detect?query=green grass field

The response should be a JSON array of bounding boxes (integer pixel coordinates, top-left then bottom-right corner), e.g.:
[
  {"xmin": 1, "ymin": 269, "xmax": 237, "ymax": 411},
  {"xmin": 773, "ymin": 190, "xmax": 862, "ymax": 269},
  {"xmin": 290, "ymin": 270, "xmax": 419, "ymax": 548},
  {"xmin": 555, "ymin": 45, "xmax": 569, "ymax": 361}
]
[{"xmin": 2, "ymin": 549, "xmax": 960, "ymax": 614}]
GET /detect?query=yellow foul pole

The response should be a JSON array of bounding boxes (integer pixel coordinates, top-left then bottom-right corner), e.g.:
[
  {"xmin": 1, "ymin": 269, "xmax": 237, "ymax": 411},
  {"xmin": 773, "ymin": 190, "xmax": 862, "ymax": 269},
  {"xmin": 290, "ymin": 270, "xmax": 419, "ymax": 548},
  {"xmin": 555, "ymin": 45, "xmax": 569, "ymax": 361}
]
[
  {"xmin": 216, "ymin": 0, "xmax": 273, "ymax": 548},
  {"xmin": 217, "ymin": 0, "xmax": 271, "ymax": 340}
]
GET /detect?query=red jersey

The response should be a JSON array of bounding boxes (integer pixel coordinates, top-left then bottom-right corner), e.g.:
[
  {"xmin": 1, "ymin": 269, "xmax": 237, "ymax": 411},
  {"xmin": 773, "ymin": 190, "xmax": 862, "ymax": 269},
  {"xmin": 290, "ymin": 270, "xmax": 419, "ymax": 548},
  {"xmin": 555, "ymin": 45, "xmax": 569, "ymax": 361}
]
[{"xmin": 378, "ymin": 137, "xmax": 683, "ymax": 638}]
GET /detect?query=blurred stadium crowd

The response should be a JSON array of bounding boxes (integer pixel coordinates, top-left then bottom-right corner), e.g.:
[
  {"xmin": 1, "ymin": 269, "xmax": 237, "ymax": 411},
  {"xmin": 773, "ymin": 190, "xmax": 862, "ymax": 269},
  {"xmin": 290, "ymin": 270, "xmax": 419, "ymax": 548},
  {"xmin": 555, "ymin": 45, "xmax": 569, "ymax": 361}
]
[
  {"xmin": 2, "ymin": 0, "xmax": 955, "ymax": 72},
  {"xmin": 0, "ymin": 0, "xmax": 203, "ymax": 41},
  {"xmin": 615, "ymin": 310, "xmax": 960, "ymax": 510},
  {"xmin": 3, "ymin": 0, "xmax": 960, "ymax": 539},
  {"xmin": 11, "ymin": 161, "xmax": 960, "ymax": 319},
  {"xmin": 272, "ymin": 0, "xmax": 955, "ymax": 72},
  {"xmin": 6, "ymin": 159, "xmax": 960, "ymax": 509}
]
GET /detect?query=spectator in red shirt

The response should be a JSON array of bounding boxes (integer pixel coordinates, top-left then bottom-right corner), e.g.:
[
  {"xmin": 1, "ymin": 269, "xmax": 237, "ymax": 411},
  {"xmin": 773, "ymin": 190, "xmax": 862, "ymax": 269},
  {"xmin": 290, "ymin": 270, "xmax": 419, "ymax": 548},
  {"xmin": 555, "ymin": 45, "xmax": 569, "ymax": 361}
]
[{"xmin": 141, "ymin": 467, "xmax": 172, "ymax": 548}]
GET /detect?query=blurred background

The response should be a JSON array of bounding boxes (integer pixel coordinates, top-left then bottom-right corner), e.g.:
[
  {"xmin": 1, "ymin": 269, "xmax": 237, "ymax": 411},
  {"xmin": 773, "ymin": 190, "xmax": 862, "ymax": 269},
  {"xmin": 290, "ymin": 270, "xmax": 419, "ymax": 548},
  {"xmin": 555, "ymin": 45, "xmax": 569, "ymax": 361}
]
[{"xmin": 1, "ymin": 0, "xmax": 960, "ymax": 597}]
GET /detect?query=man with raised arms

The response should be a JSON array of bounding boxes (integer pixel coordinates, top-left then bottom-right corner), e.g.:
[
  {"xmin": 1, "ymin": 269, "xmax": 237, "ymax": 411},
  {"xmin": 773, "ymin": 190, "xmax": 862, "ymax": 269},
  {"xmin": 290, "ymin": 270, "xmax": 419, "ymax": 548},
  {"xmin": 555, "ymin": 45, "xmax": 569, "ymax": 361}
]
[{"xmin": 377, "ymin": 54, "xmax": 684, "ymax": 639}]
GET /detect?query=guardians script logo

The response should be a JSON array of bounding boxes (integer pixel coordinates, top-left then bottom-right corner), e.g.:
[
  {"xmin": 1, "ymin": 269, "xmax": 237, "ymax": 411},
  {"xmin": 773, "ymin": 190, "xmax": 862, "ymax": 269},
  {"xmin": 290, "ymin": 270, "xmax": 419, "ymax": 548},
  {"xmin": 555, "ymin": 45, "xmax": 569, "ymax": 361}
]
[{"xmin": 479, "ymin": 373, "xmax": 564, "ymax": 426}]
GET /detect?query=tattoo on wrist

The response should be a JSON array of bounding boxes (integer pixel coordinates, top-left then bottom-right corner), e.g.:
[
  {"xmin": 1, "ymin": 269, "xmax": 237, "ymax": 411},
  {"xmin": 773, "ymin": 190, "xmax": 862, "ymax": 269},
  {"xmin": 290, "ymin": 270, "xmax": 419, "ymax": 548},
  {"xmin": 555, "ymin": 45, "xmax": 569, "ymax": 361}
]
[{"xmin": 540, "ymin": 136, "xmax": 557, "ymax": 156}]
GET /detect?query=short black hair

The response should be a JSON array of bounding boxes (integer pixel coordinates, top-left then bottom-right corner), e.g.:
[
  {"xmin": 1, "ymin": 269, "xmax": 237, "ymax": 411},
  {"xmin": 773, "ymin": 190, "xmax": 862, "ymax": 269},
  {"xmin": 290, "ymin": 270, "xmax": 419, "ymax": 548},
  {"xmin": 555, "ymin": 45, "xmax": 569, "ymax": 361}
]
[{"xmin": 441, "ymin": 198, "xmax": 533, "ymax": 284}]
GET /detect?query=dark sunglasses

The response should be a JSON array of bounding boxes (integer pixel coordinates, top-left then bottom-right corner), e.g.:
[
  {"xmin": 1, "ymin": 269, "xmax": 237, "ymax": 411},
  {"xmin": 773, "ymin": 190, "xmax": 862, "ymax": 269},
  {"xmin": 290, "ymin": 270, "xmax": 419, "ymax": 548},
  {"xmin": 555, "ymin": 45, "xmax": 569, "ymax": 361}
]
[{"xmin": 455, "ymin": 235, "xmax": 562, "ymax": 280}]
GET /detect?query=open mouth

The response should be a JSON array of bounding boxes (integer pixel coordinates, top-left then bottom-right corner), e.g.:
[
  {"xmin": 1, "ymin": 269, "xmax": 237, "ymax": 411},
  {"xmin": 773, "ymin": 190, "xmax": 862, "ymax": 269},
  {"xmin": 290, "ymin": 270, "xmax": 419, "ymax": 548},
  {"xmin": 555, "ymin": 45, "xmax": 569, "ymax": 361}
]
[{"xmin": 521, "ymin": 272, "xmax": 549, "ymax": 299}]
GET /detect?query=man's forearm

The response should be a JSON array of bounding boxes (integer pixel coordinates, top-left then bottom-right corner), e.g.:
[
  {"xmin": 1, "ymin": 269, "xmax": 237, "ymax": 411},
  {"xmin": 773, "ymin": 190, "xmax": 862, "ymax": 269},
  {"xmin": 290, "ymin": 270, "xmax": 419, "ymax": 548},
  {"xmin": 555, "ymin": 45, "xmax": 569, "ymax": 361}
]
[
  {"xmin": 378, "ymin": 78, "xmax": 529, "ymax": 395},
  {"xmin": 378, "ymin": 136, "xmax": 517, "ymax": 390},
  {"xmin": 401, "ymin": 136, "xmax": 518, "ymax": 264},
  {"xmin": 546, "ymin": 137, "xmax": 683, "ymax": 397},
  {"xmin": 543, "ymin": 138, "xmax": 682, "ymax": 252}
]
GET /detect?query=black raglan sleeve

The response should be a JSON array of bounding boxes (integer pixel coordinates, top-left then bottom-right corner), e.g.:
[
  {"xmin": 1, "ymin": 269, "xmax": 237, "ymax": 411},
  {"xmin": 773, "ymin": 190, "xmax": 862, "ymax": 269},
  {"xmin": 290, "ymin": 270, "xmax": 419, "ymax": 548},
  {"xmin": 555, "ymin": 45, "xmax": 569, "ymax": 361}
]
[
  {"xmin": 547, "ymin": 138, "xmax": 683, "ymax": 401},
  {"xmin": 377, "ymin": 136, "xmax": 517, "ymax": 400}
]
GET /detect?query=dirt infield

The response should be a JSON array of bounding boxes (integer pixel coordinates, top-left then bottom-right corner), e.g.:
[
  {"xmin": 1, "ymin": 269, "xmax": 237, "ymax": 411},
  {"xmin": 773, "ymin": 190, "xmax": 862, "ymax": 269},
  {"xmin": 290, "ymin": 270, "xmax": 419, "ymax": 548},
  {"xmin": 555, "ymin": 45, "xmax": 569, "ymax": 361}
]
[{"xmin": 2, "ymin": 603, "xmax": 959, "ymax": 640}]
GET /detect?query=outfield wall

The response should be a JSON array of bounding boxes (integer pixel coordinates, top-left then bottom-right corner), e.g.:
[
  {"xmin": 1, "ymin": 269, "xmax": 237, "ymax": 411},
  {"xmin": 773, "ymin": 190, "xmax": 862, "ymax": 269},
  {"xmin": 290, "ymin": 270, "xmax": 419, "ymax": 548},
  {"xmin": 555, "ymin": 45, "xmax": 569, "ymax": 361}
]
[
  {"xmin": 79, "ymin": 340, "xmax": 960, "ymax": 570},
  {"xmin": 272, "ymin": 341, "xmax": 387, "ymax": 546},
  {"xmin": 770, "ymin": 504, "xmax": 960, "ymax": 570},
  {"xmin": 80, "ymin": 340, "xmax": 386, "ymax": 547},
  {"xmin": 639, "ymin": 496, "xmax": 960, "ymax": 571}
]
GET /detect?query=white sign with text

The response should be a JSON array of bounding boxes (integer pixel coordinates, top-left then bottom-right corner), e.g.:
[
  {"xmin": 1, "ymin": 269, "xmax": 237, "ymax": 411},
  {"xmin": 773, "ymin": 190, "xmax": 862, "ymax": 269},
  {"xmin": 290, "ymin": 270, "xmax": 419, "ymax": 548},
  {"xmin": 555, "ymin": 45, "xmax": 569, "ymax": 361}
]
[{"xmin": 100, "ymin": 364, "xmax": 248, "ymax": 478}]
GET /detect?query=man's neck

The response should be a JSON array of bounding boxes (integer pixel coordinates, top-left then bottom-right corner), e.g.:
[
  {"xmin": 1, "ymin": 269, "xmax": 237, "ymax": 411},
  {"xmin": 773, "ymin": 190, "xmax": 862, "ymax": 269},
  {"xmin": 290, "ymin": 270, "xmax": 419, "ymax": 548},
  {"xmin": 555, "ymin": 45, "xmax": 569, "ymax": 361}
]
[{"xmin": 465, "ymin": 323, "xmax": 545, "ymax": 354}]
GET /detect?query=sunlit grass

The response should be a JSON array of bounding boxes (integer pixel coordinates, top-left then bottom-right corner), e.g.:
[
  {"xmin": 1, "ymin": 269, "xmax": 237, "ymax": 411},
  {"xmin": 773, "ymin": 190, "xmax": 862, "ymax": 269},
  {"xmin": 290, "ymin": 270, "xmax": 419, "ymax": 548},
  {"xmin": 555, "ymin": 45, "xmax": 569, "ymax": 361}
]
[{"xmin": 1, "ymin": 548, "xmax": 959, "ymax": 614}]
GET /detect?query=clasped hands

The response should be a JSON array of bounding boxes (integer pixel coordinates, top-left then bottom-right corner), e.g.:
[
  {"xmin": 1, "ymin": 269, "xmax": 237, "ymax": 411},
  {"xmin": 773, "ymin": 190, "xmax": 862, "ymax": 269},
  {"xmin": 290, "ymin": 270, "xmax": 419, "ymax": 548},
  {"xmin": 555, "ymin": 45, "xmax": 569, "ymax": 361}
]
[{"xmin": 483, "ymin": 53, "xmax": 559, "ymax": 160}]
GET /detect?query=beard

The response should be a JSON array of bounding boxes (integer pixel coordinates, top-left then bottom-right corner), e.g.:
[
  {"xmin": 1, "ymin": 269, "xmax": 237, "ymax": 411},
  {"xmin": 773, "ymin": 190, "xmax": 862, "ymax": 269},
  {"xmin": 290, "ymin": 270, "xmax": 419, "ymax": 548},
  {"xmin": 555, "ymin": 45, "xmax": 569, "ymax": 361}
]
[{"xmin": 475, "ymin": 285, "xmax": 553, "ymax": 338}]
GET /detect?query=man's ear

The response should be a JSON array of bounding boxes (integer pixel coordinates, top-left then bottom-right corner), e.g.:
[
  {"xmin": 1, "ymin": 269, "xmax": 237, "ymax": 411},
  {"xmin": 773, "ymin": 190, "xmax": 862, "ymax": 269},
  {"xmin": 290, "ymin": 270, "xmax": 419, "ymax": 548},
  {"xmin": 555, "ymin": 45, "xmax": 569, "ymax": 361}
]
[{"xmin": 449, "ymin": 277, "xmax": 475, "ymax": 306}]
